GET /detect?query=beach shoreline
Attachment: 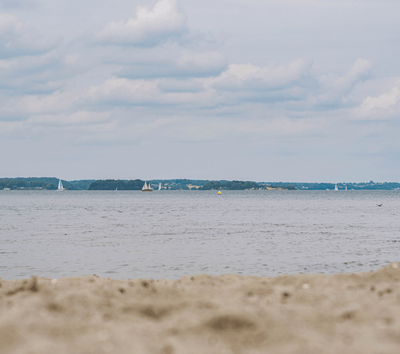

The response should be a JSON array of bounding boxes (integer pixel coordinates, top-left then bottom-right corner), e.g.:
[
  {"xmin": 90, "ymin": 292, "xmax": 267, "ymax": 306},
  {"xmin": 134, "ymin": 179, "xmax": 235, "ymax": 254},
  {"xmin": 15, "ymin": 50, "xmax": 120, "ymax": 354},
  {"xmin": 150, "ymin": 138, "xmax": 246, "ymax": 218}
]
[{"xmin": 1, "ymin": 264, "xmax": 400, "ymax": 353}]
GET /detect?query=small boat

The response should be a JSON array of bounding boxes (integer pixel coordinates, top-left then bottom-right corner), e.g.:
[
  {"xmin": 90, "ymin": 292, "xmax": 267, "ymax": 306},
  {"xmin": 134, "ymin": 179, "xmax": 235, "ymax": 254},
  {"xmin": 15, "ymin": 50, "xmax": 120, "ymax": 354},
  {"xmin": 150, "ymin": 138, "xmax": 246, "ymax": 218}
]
[
  {"xmin": 158, "ymin": 183, "xmax": 162, "ymax": 190},
  {"xmin": 57, "ymin": 179, "xmax": 65, "ymax": 191},
  {"xmin": 334, "ymin": 184, "xmax": 338, "ymax": 191},
  {"xmin": 142, "ymin": 181, "xmax": 153, "ymax": 192}
]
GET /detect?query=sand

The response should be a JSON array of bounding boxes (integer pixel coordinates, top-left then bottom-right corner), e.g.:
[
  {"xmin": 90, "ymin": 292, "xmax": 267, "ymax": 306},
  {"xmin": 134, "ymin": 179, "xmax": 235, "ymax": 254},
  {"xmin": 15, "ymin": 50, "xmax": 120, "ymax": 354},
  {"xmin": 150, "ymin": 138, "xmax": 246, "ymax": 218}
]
[{"xmin": 1, "ymin": 264, "xmax": 400, "ymax": 354}]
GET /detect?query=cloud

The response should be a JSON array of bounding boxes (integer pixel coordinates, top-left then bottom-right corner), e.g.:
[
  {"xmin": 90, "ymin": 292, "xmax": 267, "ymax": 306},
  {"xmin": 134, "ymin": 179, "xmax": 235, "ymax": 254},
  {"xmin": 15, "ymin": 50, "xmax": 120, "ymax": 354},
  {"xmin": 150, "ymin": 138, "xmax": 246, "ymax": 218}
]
[
  {"xmin": 318, "ymin": 58, "xmax": 372, "ymax": 93},
  {"xmin": 84, "ymin": 76, "xmax": 219, "ymax": 109},
  {"xmin": 0, "ymin": 51, "xmax": 67, "ymax": 94},
  {"xmin": 208, "ymin": 59, "xmax": 313, "ymax": 91},
  {"xmin": 157, "ymin": 79, "xmax": 205, "ymax": 93},
  {"xmin": 303, "ymin": 58, "xmax": 372, "ymax": 110},
  {"xmin": 0, "ymin": 54, "xmax": 374, "ymax": 126},
  {"xmin": 115, "ymin": 48, "xmax": 227, "ymax": 79},
  {"xmin": 94, "ymin": 1, "xmax": 227, "ymax": 80},
  {"xmin": 0, "ymin": 88, "xmax": 85, "ymax": 118},
  {"xmin": 97, "ymin": 0, "xmax": 186, "ymax": 46},
  {"xmin": 28, "ymin": 111, "xmax": 111, "ymax": 127},
  {"xmin": 0, "ymin": 13, "xmax": 66, "ymax": 94},
  {"xmin": 86, "ymin": 77, "xmax": 160, "ymax": 105},
  {"xmin": 0, "ymin": 13, "xmax": 60, "ymax": 59},
  {"xmin": 353, "ymin": 80, "xmax": 400, "ymax": 120},
  {"xmin": 77, "ymin": 58, "xmax": 374, "ymax": 112}
]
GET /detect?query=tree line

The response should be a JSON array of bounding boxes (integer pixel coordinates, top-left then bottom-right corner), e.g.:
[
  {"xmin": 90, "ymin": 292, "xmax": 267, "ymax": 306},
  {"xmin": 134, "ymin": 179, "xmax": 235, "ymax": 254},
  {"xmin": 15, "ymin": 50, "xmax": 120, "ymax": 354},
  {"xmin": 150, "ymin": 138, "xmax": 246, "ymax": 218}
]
[
  {"xmin": 0, "ymin": 178, "xmax": 57, "ymax": 190},
  {"xmin": 0, "ymin": 178, "xmax": 94, "ymax": 190},
  {"xmin": 199, "ymin": 180, "xmax": 296, "ymax": 190},
  {"xmin": 88, "ymin": 179, "xmax": 144, "ymax": 190}
]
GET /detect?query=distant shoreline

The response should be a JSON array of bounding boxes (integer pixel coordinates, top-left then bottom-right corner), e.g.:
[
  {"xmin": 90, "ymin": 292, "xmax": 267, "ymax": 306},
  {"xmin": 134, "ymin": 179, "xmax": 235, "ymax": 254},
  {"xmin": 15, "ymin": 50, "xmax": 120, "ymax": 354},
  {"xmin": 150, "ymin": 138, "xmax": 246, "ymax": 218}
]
[{"xmin": 2, "ymin": 177, "xmax": 400, "ymax": 191}]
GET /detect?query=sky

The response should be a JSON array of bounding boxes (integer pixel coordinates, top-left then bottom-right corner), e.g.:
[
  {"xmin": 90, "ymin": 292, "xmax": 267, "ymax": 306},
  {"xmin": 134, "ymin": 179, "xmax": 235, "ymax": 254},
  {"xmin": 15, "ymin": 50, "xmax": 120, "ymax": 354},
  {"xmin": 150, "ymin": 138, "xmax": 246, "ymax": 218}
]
[{"xmin": 1, "ymin": 0, "xmax": 400, "ymax": 182}]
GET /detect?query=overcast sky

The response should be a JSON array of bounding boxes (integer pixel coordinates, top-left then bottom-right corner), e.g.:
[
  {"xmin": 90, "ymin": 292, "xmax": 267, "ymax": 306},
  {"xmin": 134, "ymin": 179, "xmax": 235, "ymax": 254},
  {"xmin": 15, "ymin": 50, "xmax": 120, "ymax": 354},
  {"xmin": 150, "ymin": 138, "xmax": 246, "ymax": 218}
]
[{"xmin": 1, "ymin": 0, "xmax": 400, "ymax": 182}]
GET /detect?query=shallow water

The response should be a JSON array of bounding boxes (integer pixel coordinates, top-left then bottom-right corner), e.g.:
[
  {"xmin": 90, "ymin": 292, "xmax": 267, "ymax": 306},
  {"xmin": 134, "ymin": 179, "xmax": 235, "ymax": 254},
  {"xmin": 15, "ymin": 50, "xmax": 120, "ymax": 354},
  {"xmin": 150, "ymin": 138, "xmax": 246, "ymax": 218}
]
[{"xmin": 0, "ymin": 190, "xmax": 399, "ymax": 279}]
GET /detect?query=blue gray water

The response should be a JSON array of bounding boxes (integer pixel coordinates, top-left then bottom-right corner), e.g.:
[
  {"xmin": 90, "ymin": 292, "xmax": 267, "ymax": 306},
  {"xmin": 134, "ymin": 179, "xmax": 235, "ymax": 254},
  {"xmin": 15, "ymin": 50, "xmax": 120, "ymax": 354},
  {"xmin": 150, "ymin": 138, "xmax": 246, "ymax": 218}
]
[{"xmin": 0, "ymin": 190, "xmax": 399, "ymax": 280}]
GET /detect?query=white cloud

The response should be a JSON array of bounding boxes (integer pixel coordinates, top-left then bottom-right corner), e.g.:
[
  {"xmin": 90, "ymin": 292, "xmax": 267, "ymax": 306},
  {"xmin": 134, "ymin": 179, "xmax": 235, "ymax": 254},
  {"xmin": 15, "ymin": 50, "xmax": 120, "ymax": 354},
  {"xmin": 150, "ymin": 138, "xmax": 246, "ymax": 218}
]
[
  {"xmin": 71, "ymin": 58, "xmax": 375, "ymax": 112},
  {"xmin": 354, "ymin": 80, "xmax": 400, "ymax": 120},
  {"xmin": 362, "ymin": 85, "xmax": 400, "ymax": 110},
  {"xmin": 303, "ymin": 58, "xmax": 372, "ymax": 109},
  {"xmin": 9, "ymin": 88, "xmax": 83, "ymax": 115},
  {"xmin": 0, "ymin": 53, "xmax": 376, "ymax": 128},
  {"xmin": 97, "ymin": 0, "xmax": 186, "ymax": 46},
  {"xmin": 318, "ymin": 58, "xmax": 372, "ymax": 93},
  {"xmin": 208, "ymin": 59, "xmax": 313, "ymax": 91}
]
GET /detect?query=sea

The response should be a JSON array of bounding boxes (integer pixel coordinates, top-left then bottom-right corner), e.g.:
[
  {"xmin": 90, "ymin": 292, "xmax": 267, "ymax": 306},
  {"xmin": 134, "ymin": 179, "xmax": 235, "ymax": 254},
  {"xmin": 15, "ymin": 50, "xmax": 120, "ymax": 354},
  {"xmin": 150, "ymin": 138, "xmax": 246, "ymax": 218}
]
[{"xmin": 0, "ymin": 190, "xmax": 399, "ymax": 280}]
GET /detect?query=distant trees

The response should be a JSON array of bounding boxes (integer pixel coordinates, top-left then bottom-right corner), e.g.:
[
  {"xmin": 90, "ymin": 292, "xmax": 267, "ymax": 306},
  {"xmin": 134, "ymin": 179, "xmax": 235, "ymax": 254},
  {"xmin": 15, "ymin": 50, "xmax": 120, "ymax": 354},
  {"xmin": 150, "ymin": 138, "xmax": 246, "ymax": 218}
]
[
  {"xmin": 0, "ymin": 178, "xmax": 95, "ymax": 190},
  {"xmin": 200, "ymin": 180, "xmax": 262, "ymax": 190},
  {"xmin": 63, "ymin": 180, "xmax": 95, "ymax": 190},
  {"xmin": 199, "ymin": 181, "xmax": 297, "ymax": 190},
  {"xmin": 88, "ymin": 179, "xmax": 144, "ymax": 190},
  {"xmin": 271, "ymin": 182, "xmax": 400, "ymax": 190},
  {"xmin": 0, "ymin": 179, "xmax": 57, "ymax": 190},
  {"xmin": 3, "ymin": 178, "xmax": 400, "ymax": 191}
]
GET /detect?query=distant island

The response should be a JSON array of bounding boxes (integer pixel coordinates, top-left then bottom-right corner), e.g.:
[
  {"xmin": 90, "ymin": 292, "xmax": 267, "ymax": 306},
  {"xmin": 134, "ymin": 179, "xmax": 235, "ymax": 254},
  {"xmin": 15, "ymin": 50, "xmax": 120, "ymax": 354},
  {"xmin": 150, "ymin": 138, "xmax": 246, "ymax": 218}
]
[{"xmin": 1, "ymin": 178, "xmax": 400, "ymax": 191}]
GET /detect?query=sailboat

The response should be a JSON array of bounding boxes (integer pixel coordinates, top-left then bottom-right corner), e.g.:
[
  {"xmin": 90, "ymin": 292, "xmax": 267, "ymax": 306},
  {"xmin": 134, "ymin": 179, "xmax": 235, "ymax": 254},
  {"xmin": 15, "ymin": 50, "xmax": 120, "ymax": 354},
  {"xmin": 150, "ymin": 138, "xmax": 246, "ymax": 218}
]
[
  {"xmin": 57, "ymin": 179, "xmax": 65, "ymax": 191},
  {"xmin": 334, "ymin": 184, "xmax": 338, "ymax": 191},
  {"xmin": 158, "ymin": 183, "xmax": 162, "ymax": 190},
  {"xmin": 142, "ymin": 181, "xmax": 153, "ymax": 192}
]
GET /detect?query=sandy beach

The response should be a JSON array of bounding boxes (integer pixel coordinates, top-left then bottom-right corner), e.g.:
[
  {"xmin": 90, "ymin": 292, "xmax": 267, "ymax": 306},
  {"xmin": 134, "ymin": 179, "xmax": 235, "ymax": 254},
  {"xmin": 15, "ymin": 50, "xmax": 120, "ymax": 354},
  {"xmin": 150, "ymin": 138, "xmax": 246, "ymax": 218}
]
[{"xmin": 1, "ymin": 264, "xmax": 400, "ymax": 354}]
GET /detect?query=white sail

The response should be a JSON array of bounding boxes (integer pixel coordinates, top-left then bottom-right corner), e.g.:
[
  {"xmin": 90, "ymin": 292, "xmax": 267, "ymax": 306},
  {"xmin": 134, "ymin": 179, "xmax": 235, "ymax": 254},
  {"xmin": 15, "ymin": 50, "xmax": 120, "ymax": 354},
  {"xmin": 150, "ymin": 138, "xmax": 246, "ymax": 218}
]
[
  {"xmin": 57, "ymin": 179, "xmax": 64, "ymax": 191},
  {"xmin": 159, "ymin": 183, "xmax": 161, "ymax": 190},
  {"xmin": 334, "ymin": 184, "xmax": 338, "ymax": 191},
  {"xmin": 142, "ymin": 180, "xmax": 153, "ymax": 191}
]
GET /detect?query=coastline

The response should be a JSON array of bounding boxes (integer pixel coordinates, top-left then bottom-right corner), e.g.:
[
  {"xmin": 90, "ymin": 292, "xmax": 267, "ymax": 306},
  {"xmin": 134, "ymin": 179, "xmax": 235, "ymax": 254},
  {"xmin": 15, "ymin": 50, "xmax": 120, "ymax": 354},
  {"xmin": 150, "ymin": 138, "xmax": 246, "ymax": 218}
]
[{"xmin": 1, "ymin": 264, "xmax": 400, "ymax": 353}]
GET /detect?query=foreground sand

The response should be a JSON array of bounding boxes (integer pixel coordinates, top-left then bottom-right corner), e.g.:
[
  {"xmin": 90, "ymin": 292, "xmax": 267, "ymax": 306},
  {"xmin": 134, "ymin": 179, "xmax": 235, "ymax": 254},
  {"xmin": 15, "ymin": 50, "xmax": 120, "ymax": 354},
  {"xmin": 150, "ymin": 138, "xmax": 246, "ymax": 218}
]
[{"xmin": 1, "ymin": 264, "xmax": 400, "ymax": 354}]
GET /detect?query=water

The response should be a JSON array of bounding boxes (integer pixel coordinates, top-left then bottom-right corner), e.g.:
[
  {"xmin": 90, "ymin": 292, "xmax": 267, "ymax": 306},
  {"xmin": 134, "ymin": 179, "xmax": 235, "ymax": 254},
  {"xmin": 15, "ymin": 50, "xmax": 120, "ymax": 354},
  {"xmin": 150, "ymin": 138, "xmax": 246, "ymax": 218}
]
[{"xmin": 0, "ymin": 190, "xmax": 399, "ymax": 280}]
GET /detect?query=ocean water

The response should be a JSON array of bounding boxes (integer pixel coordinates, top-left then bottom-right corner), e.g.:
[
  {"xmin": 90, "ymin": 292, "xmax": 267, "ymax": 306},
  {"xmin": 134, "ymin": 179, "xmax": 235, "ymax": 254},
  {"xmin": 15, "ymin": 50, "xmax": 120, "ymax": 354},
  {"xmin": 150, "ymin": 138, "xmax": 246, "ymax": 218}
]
[{"xmin": 0, "ymin": 190, "xmax": 399, "ymax": 280}]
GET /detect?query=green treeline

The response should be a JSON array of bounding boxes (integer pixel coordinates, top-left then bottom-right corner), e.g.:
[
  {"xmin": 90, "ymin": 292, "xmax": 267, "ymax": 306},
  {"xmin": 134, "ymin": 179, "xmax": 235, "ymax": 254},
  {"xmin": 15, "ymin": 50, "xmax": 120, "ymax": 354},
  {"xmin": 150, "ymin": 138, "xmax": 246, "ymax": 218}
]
[
  {"xmin": 200, "ymin": 180, "xmax": 260, "ymax": 190},
  {"xmin": 0, "ymin": 178, "xmax": 56, "ymax": 190},
  {"xmin": 269, "ymin": 181, "xmax": 400, "ymax": 190},
  {"xmin": 3, "ymin": 178, "xmax": 400, "ymax": 191},
  {"xmin": 0, "ymin": 178, "xmax": 94, "ymax": 190},
  {"xmin": 88, "ymin": 179, "xmax": 144, "ymax": 190},
  {"xmin": 199, "ymin": 180, "xmax": 296, "ymax": 190}
]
